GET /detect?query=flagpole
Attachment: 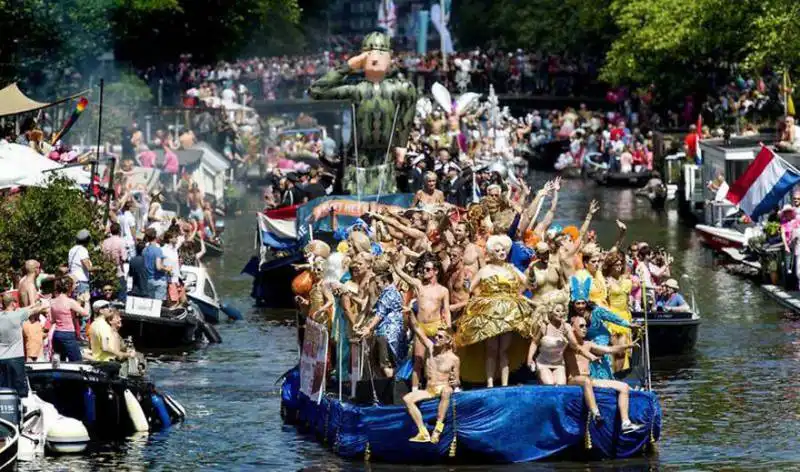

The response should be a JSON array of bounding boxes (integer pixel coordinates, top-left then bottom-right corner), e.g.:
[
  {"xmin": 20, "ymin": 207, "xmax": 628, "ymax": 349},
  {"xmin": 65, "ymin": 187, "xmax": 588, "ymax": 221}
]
[{"xmin": 785, "ymin": 70, "xmax": 789, "ymax": 116}]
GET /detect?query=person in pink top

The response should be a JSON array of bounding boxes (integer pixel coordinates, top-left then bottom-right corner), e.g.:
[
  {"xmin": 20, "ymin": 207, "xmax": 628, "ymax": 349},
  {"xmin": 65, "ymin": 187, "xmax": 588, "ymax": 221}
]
[
  {"xmin": 50, "ymin": 277, "xmax": 89, "ymax": 362},
  {"xmin": 101, "ymin": 222, "xmax": 128, "ymax": 303},
  {"xmin": 138, "ymin": 148, "xmax": 156, "ymax": 168},
  {"xmin": 162, "ymin": 148, "xmax": 179, "ymax": 174}
]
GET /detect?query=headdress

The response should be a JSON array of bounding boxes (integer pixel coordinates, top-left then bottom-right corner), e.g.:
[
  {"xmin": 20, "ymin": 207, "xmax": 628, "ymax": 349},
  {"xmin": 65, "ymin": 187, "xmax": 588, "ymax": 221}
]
[
  {"xmin": 361, "ymin": 31, "xmax": 391, "ymax": 52},
  {"xmin": 569, "ymin": 275, "xmax": 592, "ymax": 302}
]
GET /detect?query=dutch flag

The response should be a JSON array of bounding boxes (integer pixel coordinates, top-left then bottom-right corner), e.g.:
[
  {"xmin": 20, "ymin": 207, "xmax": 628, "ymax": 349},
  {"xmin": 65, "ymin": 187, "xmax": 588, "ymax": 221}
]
[{"xmin": 726, "ymin": 146, "xmax": 800, "ymax": 219}]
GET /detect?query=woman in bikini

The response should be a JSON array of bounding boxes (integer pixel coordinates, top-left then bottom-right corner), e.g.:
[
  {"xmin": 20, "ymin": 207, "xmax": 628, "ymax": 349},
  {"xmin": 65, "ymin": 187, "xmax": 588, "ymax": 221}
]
[{"xmin": 527, "ymin": 291, "xmax": 570, "ymax": 385}]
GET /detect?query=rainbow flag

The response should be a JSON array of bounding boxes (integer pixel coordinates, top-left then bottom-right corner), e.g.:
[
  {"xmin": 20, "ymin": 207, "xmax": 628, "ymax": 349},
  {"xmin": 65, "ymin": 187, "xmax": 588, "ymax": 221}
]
[{"xmin": 51, "ymin": 97, "xmax": 88, "ymax": 144}]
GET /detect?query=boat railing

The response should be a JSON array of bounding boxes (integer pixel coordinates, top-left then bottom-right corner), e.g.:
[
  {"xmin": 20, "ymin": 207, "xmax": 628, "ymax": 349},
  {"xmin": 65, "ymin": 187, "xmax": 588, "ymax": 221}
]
[{"xmin": 704, "ymin": 200, "xmax": 739, "ymax": 227}]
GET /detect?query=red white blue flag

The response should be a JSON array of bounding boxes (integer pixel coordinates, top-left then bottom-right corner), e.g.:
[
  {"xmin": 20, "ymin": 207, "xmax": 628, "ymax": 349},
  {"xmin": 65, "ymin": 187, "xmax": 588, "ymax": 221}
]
[{"xmin": 727, "ymin": 146, "xmax": 800, "ymax": 219}]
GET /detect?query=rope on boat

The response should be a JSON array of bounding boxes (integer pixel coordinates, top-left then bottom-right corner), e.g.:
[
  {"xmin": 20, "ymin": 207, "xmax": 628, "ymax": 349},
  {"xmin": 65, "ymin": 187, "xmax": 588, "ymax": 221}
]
[
  {"xmin": 364, "ymin": 441, "xmax": 371, "ymax": 462},
  {"xmin": 584, "ymin": 414, "xmax": 592, "ymax": 450},
  {"xmin": 448, "ymin": 394, "xmax": 457, "ymax": 457},
  {"xmin": 333, "ymin": 425, "xmax": 340, "ymax": 453}
]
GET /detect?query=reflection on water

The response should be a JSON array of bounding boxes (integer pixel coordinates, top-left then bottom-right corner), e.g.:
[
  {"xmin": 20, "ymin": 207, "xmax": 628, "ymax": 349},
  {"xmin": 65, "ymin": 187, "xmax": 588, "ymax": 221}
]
[{"xmin": 24, "ymin": 176, "xmax": 800, "ymax": 470}]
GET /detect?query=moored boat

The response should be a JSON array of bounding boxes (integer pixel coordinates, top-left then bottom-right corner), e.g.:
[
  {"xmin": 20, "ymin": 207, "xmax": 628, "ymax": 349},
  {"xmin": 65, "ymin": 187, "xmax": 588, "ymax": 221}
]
[
  {"xmin": 694, "ymin": 224, "xmax": 749, "ymax": 250},
  {"xmin": 593, "ymin": 170, "xmax": 653, "ymax": 187},
  {"xmin": 117, "ymin": 299, "xmax": 221, "ymax": 349},
  {"xmin": 632, "ymin": 310, "xmax": 700, "ymax": 356}
]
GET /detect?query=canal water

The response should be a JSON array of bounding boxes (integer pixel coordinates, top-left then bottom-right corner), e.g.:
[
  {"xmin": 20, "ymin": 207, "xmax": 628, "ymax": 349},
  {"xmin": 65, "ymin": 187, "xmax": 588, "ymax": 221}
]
[{"xmin": 23, "ymin": 175, "xmax": 800, "ymax": 470}]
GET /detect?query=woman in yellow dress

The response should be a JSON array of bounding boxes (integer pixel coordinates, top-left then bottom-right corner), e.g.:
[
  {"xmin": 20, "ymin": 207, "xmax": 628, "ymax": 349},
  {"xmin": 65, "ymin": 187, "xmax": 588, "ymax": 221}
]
[
  {"xmin": 569, "ymin": 245, "xmax": 608, "ymax": 308},
  {"xmin": 602, "ymin": 251, "xmax": 633, "ymax": 371},
  {"xmin": 455, "ymin": 235, "xmax": 544, "ymax": 387}
]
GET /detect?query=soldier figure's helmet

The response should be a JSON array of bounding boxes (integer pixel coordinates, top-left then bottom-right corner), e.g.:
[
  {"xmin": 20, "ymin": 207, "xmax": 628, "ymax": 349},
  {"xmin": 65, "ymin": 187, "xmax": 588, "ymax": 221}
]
[{"xmin": 361, "ymin": 31, "xmax": 391, "ymax": 53}]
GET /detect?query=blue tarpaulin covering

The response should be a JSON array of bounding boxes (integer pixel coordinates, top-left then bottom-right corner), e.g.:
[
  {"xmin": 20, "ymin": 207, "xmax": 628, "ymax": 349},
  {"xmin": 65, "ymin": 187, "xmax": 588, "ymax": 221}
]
[{"xmin": 281, "ymin": 367, "xmax": 661, "ymax": 464}]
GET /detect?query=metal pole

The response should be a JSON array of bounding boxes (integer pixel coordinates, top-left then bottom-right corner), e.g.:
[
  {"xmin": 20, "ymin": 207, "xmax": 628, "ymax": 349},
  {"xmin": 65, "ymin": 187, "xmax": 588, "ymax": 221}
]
[
  {"xmin": 440, "ymin": 0, "xmax": 447, "ymax": 73},
  {"xmin": 641, "ymin": 281, "xmax": 653, "ymax": 392},
  {"xmin": 105, "ymin": 154, "xmax": 117, "ymax": 225},
  {"xmin": 90, "ymin": 79, "xmax": 105, "ymax": 199}
]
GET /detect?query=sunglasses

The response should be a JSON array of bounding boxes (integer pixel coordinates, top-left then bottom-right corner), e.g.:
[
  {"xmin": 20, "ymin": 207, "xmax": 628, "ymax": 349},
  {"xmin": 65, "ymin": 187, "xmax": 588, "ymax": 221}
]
[
  {"xmin": 423, "ymin": 266, "xmax": 436, "ymax": 272},
  {"xmin": 103, "ymin": 288, "xmax": 114, "ymax": 293}
]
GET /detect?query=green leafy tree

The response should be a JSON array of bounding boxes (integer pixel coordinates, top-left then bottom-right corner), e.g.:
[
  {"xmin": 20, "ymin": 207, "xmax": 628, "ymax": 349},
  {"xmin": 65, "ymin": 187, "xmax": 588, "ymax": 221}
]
[{"xmin": 0, "ymin": 177, "xmax": 116, "ymax": 290}]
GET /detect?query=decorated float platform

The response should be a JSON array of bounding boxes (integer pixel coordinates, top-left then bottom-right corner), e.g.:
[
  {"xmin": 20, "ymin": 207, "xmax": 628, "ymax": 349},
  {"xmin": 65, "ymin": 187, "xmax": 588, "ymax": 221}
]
[{"xmin": 280, "ymin": 367, "xmax": 661, "ymax": 464}]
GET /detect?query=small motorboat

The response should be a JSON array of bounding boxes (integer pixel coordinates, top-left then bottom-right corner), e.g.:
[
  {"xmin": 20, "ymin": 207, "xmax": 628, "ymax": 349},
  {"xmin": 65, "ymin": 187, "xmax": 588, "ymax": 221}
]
[
  {"xmin": 118, "ymin": 298, "xmax": 221, "ymax": 350},
  {"xmin": 180, "ymin": 265, "xmax": 241, "ymax": 323},
  {"xmin": 593, "ymin": 170, "xmax": 654, "ymax": 187},
  {"xmin": 26, "ymin": 361, "xmax": 186, "ymax": 440},
  {"xmin": 632, "ymin": 310, "xmax": 700, "ymax": 356},
  {"xmin": 0, "ymin": 390, "xmax": 19, "ymax": 471},
  {"xmin": 761, "ymin": 284, "xmax": 800, "ymax": 313},
  {"xmin": 694, "ymin": 224, "xmax": 749, "ymax": 251}
]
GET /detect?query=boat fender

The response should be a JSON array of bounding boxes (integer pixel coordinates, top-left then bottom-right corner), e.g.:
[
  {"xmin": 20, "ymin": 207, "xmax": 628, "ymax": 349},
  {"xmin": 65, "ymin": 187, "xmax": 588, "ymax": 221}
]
[
  {"xmin": 220, "ymin": 302, "xmax": 243, "ymax": 321},
  {"xmin": 83, "ymin": 387, "xmax": 96, "ymax": 426},
  {"xmin": 162, "ymin": 393, "xmax": 187, "ymax": 419},
  {"xmin": 199, "ymin": 320, "xmax": 222, "ymax": 344},
  {"xmin": 46, "ymin": 417, "xmax": 90, "ymax": 454},
  {"xmin": 124, "ymin": 389, "xmax": 149, "ymax": 433},
  {"xmin": 150, "ymin": 394, "xmax": 172, "ymax": 430}
]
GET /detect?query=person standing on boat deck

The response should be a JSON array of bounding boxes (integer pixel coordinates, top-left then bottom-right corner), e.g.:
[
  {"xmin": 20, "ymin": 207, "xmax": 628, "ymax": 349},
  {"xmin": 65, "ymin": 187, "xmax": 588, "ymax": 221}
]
[
  {"xmin": 143, "ymin": 228, "xmax": 172, "ymax": 300},
  {"xmin": 403, "ymin": 314, "xmax": 460, "ymax": 444},
  {"xmin": 392, "ymin": 251, "xmax": 450, "ymax": 391},
  {"xmin": 569, "ymin": 276, "xmax": 635, "ymax": 380},
  {"xmin": 49, "ymin": 277, "xmax": 89, "ymax": 362},
  {"xmin": 356, "ymin": 269, "xmax": 407, "ymax": 378},
  {"xmin": 90, "ymin": 305, "xmax": 134, "ymax": 362},
  {"xmin": 0, "ymin": 294, "xmax": 48, "ymax": 396},
  {"xmin": 412, "ymin": 172, "xmax": 445, "ymax": 208},
  {"xmin": 564, "ymin": 314, "xmax": 643, "ymax": 434}
]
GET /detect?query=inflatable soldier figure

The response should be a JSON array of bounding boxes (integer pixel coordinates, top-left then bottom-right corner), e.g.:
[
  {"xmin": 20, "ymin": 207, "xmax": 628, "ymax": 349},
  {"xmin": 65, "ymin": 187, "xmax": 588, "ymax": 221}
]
[{"xmin": 309, "ymin": 31, "xmax": 417, "ymax": 196}]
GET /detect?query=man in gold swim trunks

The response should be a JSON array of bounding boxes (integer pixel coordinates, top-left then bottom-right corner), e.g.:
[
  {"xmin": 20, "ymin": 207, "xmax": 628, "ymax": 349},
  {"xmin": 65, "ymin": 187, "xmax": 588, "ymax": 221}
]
[{"xmin": 402, "ymin": 312, "xmax": 460, "ymax": 444}]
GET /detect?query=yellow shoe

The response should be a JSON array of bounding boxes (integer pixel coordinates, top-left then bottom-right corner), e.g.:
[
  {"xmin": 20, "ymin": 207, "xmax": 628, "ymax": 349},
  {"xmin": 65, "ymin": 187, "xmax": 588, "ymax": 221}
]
[
  {"xmin": 430, "ymin": 421, "xmax": 445, "ymax": 444},
  {"xmin": 409, "ymin": 430, "xmax": 431, "ymax": 443}
]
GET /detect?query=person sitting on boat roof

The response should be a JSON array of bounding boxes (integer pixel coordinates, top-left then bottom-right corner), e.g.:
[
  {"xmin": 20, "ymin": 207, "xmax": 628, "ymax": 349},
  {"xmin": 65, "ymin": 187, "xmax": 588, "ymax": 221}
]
[
  {"xmin": 403, "ymin": 314, "xmax": 459, "ymax": 444},
  {"xmin": 356, "ymin": 269, "xmax": 407, "ymax": 378},
  {"xmin": 658, "ymin": 279, "xmax": 690, "ymax": 313},
  {"xmin": 565, "ymin": 314, "xmax": 643, "ymax": 434},
  {"xmin": 1, "ymin": 293, "xmax": 48, "ymax": 396}
]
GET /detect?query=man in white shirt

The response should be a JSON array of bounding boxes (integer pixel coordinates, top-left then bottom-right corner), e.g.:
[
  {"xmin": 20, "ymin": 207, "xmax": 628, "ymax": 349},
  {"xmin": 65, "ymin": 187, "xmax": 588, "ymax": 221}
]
[
  {"xmin": 68, "ymin": 229, "xmax": 94, "ymax": 299},
  {"xmin": 118, "ymin": 200, "xmax": 137, "ymax": 260}
]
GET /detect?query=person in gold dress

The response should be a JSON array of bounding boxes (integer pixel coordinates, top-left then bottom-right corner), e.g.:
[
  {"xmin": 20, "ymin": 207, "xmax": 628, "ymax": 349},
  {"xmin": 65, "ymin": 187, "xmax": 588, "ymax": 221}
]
[
  {"xmin": 455, "ymin": 235, "xmax": 543, "ymax": 387},
  {"xmin": 603, "ymin": 251, "xmax": 633, "ymax": 372}
]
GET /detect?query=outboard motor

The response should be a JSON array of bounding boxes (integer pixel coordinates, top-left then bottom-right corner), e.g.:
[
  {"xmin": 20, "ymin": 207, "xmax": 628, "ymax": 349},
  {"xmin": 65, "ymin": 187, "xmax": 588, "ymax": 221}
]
[{"xmin": 0, "ymin": 388, "xmax": 21, "ymax": 427}]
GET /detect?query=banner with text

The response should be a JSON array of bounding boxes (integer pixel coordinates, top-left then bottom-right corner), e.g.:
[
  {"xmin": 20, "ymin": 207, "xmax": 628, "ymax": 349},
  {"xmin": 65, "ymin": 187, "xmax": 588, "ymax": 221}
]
[{"xmin": 299, "ymin": 319, "xmax": 329, "ymax": 403}]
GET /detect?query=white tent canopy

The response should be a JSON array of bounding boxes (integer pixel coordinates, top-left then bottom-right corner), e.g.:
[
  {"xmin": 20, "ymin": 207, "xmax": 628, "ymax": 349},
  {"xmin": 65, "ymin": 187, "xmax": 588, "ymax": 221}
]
[{"xmin": 0, "ymin": 142, "xmax": 90, "ymax": 188}]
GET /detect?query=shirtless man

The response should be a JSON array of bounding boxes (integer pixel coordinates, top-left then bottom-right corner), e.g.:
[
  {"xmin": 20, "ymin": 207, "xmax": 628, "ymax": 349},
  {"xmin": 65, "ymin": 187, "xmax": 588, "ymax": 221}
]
[
  {"xmin": 18, "ymin": 260, "xmax": 42, "ymax": 307},
  {"xmin": 565, "ymin": 315, "xmax": 643, "ymax": 434},
  {"xmin": 551, "ymin": 199, "xmax": 599, "ymax": 279},
  {"xmin": 442, "ymin": 245, "xmax": 471, "ymax": 320},
  {"xmin": 411, "ymin": 171, "xmax": 445, "ymax": 208},
  {"xmin": 392, "ymin": 252, "xmax": 450, "ymax": 391},
  {"xmin": 402, "ymin": 313, "xmax": 460, "ymax": 444},
  {"xmin": 455, "ymin": 219, "xmax": 483, "ymax": 268}
]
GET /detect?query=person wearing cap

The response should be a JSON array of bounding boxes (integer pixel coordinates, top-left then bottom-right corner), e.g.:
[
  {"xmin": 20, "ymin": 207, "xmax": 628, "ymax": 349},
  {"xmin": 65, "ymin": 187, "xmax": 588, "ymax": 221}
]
[
  {"xmin": 309, "ymin": 31, "xmax": 417, "ymax": 195},
  {"xmin": 67, "ymin": 229, "xmax": 94, "ymax": 300},
  {"xmin": 280, "ymin": 173, "xmax": 304, "ymax": 207},
  {"xmin": 407, "ymin": 153, "xmax": 426, "ymax": 193},
  {"xmin": 88, "ymin": 302, "xmax": 133, "ymax": 363},
  {"xmin": 1, "ymin": 294, "xmax": 48, "ymax": 395},
  {"xmin": 660, "ymin": 279, "xmax": 690, "ymax": 313}
]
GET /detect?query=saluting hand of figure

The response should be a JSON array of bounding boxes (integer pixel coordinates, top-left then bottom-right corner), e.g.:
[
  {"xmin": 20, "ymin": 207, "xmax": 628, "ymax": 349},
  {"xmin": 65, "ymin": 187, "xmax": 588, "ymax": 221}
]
[{"xmin": 347, "ymin": 52, "xmax": 369, "ymax": 71}]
